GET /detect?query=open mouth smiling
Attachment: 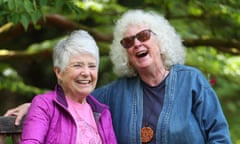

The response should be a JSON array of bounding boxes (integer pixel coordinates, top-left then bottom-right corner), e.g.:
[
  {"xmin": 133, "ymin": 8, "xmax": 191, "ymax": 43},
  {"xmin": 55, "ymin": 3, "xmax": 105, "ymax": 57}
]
[
  {"xmin": 76, "ymin": 80, "xmax": 91, "ymax": 84},
  {"xmin": 136, "ymin": 49, "xmax": 148, "ymax": 58}
]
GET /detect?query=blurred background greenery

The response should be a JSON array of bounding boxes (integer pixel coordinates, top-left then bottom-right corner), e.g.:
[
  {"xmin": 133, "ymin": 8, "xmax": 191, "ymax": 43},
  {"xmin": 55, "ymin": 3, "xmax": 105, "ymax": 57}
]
[{"xmin": 0, "ymin": 0, "xmax": 239, "ymax": 143}]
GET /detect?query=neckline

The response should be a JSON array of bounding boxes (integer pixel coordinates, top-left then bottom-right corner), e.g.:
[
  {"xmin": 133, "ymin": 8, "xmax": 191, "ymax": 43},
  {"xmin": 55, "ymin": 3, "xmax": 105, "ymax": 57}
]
[{"xmin": 141, "ymin": 72, "xmax": 168, "ymax": 88}]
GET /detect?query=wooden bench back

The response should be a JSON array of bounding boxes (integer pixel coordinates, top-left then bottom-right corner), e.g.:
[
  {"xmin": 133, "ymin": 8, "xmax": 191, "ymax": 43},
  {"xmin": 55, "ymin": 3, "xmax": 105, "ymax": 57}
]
[{"xmin": 0, "ymin": 116, "xmax": 22, "ymax": 144}]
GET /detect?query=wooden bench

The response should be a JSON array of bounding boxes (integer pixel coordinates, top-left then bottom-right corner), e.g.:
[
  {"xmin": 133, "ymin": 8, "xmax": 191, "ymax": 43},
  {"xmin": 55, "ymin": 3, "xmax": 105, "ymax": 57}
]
[{"xmin": 0, "ymin": 116, "xmax": 23, "ymax": 144}]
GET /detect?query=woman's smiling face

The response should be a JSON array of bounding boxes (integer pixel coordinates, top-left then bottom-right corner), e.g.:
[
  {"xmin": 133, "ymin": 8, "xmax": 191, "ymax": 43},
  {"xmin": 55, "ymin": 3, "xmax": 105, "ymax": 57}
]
[
  {"xmin": 124, "ymin": 25, "xmax": 162, "ymax": 72},
  {"xmin": 55, "ymin": 53, "xmax": 98, "ymax": 102}
]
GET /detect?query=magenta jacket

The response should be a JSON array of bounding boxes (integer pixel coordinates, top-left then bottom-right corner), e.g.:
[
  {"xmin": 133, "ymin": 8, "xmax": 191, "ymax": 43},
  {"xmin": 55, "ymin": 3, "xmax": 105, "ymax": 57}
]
[{"xmin": 20, "ymin": 85, "xmax": 117, "ymax": 144}]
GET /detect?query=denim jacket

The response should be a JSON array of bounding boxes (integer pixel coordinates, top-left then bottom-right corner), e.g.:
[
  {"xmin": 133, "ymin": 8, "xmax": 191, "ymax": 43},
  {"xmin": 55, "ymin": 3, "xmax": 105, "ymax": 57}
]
[
  {"xmin": 21, "ymin": 85, "xmax": 117, "ymax": 144},
  {"xmin": 92, "ymin": 64, "xmax": 231, "ymax": 144}
]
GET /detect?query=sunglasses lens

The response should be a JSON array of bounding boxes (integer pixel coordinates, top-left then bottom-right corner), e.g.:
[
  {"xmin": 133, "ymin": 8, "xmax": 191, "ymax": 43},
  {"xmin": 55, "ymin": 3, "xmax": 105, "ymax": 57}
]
[
  {"xmin": 120, "ymin": 30, "xmax": 152, "ymax": 49},
  {"xmin": 137, "ymin": 30, "xmax": 151, "ymax": 42},
  {"xmin": 120, "ymin": 37, "xmax": 134, "ymax": 49}
]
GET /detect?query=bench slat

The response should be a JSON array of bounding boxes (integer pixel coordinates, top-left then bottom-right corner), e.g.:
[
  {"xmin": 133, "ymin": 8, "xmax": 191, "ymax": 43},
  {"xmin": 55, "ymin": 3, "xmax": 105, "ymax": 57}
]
[{"xmin": 0, "ymin": 116, "xmax": 22, "ymax": 134}]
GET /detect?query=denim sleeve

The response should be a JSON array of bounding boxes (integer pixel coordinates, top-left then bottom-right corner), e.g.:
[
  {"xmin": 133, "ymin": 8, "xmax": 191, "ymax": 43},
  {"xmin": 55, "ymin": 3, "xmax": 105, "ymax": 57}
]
[
  {"xmin": 92, "ymin": 84, "xmax": 111, "ymax": 105},
  {"xmin": 192, "ymin": 75, "xmax": 232, "ymax": 143}
]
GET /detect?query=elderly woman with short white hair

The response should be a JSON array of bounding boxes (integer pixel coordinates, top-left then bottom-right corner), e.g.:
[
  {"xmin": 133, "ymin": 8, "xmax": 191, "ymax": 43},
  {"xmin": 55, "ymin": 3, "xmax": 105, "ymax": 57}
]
[{"xmin": 20, "ymin": 30, "xmax": 117, "ymax": 144}]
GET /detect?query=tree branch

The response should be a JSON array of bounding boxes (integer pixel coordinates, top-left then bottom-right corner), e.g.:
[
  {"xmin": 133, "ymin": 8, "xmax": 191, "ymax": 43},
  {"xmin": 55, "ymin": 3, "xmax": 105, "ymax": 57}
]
[
  {"xmin": 183, "ymin": 38, "xmax": 240, "ymax": 55},
  {"xmin": 0, "ymin": 14, "xmax": 239, "ymax": 56}
]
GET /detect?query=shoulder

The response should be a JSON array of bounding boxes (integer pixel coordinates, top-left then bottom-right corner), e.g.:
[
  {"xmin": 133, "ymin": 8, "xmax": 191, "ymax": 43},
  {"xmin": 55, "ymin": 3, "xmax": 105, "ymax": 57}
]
[
  {"xmin": 26, "ymin": 91, "xmax": 57, "ymax": 121},
  {"xmin": 92, "ymin": 77, "xmax": 139, "ymax": 104},
  {"xmin": 171, "ymin": 64, "xmax": 206, "ymax": 79},
  {"xmin": 101, "ymin": 76, "xmax": 138, "ymax": 88},
  {"xmin": 93, "ymin": 77, "xmax": 138, "ymax": 94},
  {"xmin": 87, "ymin": 95, "xmax": 109, "ymax": 109},
  {"xmin": 31, "ymin": 91, "xmax": 56, "ymax": 107},
  {"xmin": 171, "ymin": 64, "xmax": 201, "ymax": 73},
  {"xmin": 170, "ymin": 64, "xmax": 211, "ymax": 88}
]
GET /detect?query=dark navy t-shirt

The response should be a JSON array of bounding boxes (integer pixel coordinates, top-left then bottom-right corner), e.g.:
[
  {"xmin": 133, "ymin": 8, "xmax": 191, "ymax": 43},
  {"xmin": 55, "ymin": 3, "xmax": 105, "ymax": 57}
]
[{"xmin": 141, "ymin": 76, "xmax": 167, "ymax": 143}]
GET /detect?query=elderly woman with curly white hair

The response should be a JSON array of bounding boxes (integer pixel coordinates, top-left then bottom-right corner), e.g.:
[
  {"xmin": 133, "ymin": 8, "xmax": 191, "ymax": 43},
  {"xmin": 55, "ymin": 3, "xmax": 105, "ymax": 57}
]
[
  {"xmin": 95, "ymin": 9, "xmax": 231, "ymax": 144},
  {"xmin": 5, "ymin": 10, "xmax": 231, "ymax": 144}
]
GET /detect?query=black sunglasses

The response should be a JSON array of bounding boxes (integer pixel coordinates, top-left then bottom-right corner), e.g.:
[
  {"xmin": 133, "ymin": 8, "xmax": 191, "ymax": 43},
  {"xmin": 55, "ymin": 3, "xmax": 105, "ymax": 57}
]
[{"xmin": 120, "ymin": 29, "xmax": 155, "ymax": 49}]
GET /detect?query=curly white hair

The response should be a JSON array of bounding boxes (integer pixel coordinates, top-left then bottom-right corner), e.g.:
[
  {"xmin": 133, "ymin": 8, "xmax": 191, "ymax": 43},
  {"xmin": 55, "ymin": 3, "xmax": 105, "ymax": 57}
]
[{"xmin": 110, "ymin": 9, "xmax": 186, "ymax": 77}]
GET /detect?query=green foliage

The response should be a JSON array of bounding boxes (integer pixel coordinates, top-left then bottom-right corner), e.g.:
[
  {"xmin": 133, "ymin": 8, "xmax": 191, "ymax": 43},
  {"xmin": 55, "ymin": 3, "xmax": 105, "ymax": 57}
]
[
  {"xmin": 0, "ymin": 0, "xmax": 81, "ymax": 30},
  {"xmin": 0, "ymin": 64, "xmax": 47, "ymax": 97},
  {"xmin": 0, "ymin": 0, "xmax": 126, "ymax": 31},
  {"xmin": 27, "ymin": 39, "xmax": 58, "ymax": 52},
  {"xmin": 0, "ymin": 0, "xmax": 40, "ymax": 30},
  {"xmin": 97, "ymin": 55, "xmax": 116, "ymax": 87},
  {"xmin": 186, "ymin": 47, "xmax": 240, "ymax": 78}
]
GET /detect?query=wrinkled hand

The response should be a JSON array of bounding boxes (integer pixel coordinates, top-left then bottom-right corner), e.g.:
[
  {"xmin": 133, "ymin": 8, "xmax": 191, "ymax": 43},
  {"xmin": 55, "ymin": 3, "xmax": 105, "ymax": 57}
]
[{"xmin": 4, "ymin": 103, "xmax": 31, "ymax": 126}]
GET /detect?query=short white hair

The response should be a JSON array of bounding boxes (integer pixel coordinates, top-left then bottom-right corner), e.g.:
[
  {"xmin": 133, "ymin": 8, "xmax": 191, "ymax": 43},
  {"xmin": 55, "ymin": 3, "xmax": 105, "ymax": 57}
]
[
  {"xmin": 53, "ymin": 30, "xmax": 99, "ymax": 72},
  {"xmin": 110, "ymin": 9, "xmax": 186, "ymax": 77}
]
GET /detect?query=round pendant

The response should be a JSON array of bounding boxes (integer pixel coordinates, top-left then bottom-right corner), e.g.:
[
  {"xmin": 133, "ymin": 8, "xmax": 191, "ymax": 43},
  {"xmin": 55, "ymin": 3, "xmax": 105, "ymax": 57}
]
[{"xmin": 141, "ymin": 126, "xmax": 154, "ymax": 143}]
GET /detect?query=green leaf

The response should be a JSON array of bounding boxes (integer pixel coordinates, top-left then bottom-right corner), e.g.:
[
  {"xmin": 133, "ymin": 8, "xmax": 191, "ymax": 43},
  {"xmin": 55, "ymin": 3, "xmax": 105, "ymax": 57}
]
[
  {"xmin": 11, "ymin": 13, "xmax": 20, "ymax": 24},
  {"xmin": 8, "ymin": 0, "xmax": 15, "ymax": 10},
  {"xmin": 24, "ymin": 0, "xmax": 34, "ymax": 13},
  {"xmin": 20, "ymin": 13, "xmax": 29, "ymax": 30},
  {"xmin": 31, "ymin": 10, "xmax": 42, "ymax": 25},
  {"xmin": 39, "ymin": 0, "xmax": 48, "ymax": 6},
  {"xmin": 56, "ymin": 0, "xmax": 64, "ymax": 8},
  {"xmin": 7, "ymin": 13, "xmax": 19, "ymax": 24}
]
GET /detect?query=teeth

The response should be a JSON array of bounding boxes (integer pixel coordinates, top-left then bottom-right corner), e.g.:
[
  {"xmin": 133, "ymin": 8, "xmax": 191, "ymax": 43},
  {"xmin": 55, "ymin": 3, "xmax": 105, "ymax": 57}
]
[
  {"xmin": 77, "ymin": 80, "xmax": 90, "ymax": 84},
  {"xmin": 136, "ymin": 50, "xmax": 148, "ymax": 57},
  {"xmin": 137, "ymin": 51, "xmax": 146, "ymax": 55}
]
